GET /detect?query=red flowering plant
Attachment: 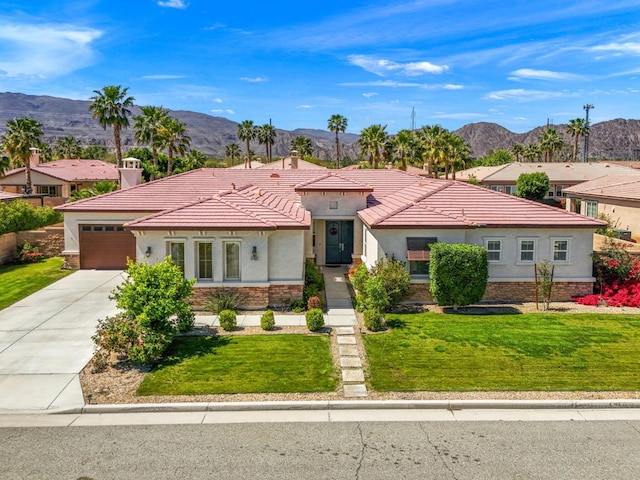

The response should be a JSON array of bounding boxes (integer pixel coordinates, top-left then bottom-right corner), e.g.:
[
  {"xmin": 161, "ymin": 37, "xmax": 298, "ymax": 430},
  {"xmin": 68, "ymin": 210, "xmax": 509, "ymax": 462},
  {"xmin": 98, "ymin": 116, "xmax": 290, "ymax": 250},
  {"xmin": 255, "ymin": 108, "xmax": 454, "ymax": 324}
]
[
  {"xmin": 576, "ymin": 241, "xmax": 640, "ymax": 307},
  {"xmin": 16, "ymin": 242, "xmax": 44, "ymax": 264}
]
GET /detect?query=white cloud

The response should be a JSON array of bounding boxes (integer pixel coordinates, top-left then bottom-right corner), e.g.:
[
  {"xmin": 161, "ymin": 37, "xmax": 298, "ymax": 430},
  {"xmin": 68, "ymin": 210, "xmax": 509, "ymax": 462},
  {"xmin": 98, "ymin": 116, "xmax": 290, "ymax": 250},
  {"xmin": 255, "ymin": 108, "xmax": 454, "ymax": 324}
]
[
  {"xmin": 157, "ymin": 0, "xmax": 187, "ymax": 9},
  {"xmin": 240, "ymin": 76, "xmax": 268, "ymax": 83},
  {"xmin": 444, "ymin": 84, "xmax": 464, "ymax": 90},
  {"xmin": 347, "ymin": 55, "xmax": 448, "ymax": 76},
  {"xmin": 0, "ymin": 20, "xmax": 102, "ymax": 78},
  {"xmin": 212, "ymin": 98, "xmax": 223, "ymax": 103},
  {"xmin": 362, "ymin": 92, "xmax": 378, "ymax": 98},
  {"xmin": 211, "ymin": 108, "xmax": 234, "ymax": 114},
  {"xmin": 296, "ymin": 104, "xmax": 314, "ymax": 109},
  {"xmin": 510, "ymin": 68, "xmax": 583, "ymax": 81},
  {"xmin": 484, "ymin": 89, "xmax": 574, "ymax": 101},
  {"xmin": 140, "ymin": 74, "xmax": 187, "ymax": 80},
  {"xmin": 591, "ymin": 41, "xmax": 640, "ymax": 55}
]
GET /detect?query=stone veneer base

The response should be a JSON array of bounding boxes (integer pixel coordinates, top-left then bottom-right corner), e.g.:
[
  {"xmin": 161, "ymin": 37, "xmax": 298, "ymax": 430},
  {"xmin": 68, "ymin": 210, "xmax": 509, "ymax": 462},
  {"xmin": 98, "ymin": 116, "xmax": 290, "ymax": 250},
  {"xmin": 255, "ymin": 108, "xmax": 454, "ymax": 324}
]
[{"xmin": 190, "ymin": 284, "xmax": 303, "ymax": 309}]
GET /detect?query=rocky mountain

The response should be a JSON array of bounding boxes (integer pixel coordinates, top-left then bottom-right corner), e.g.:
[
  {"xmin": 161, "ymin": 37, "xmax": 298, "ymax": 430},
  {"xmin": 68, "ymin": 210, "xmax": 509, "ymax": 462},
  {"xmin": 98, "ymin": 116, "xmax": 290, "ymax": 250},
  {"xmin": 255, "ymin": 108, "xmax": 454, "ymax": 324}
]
[{"xmin": 1, "ymin": 92, "xmax": 639, "ymax": 160}]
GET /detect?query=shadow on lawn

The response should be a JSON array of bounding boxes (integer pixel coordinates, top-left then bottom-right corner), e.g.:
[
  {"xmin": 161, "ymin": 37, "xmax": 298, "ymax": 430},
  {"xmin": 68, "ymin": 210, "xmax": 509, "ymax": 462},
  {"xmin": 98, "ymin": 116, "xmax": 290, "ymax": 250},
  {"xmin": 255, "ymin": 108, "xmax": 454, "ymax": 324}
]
[{"xmin": 442, "ymin": 306, "xmax": 523, "ymax": 315}]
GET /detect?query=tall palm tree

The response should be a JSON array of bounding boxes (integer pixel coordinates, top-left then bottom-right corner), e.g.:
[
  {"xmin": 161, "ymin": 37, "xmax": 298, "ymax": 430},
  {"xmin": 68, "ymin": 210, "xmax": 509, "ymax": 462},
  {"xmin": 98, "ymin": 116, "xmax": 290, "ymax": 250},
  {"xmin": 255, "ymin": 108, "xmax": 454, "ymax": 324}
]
[
  {"xmin": 523, "ymin": 143, "xmax": 541, "ymax": 162},
  {"xmin": 257, "ymin": 124, "xmax": 277, "ymax": 162},
  {"xmin": 1, "ymin": 117, "xmax": 43, "ymax": 193},
  {"xmin": 511, "ymin": 143, "xmax": 524, "ymax": 162},
  {"xmin": 539, "ymin": 127, "xmax": 565, "ymax": 163},
  {"xmin": 157, "ymin": 116, "xmax": 190, "ymax": 176},
  {"xmin": 391, "ymin": 129, "xmax": 415, "ymax": 170},
  {"xmin": 442, "ymin": 132, "xmax": 470, "ymax": 180},
  {"xmin": 55, "ymin": 136, "xmax": 82, "ymax": 159},
  {"xmin": 566, "ymin": 118, "xmax": 588, "ymax": 162},
  {"xmin": 89, "ymin": 85, "xmax": 135, "ymax": 168},
  {"xmin": 358, "ymin": 124, "xmax": 388, "ymax": 169},
  {"xmin": 0, "ymin": 154, "xmax": 9, "ymax": 176},
  {"xmin": 133, "ymin": 106, "xmax": 169, "ymax": 179},
  {"xmin": 417, "ymin": 125, "xmax": 448, "ymax": 177},
  {"xmin": 237, "ymin": 120, "xmax": 257, "ymax": 168},
  {"xmin": 327, "ymin": 114, "xmax": 347, "ymax": 168},
  {"xmin": 291, "ymin": 136, "xmax": 313, "ymax": 158},
  {"xmin": 225, "ymin": 143, "xmax": 242, "ymax": 166}
]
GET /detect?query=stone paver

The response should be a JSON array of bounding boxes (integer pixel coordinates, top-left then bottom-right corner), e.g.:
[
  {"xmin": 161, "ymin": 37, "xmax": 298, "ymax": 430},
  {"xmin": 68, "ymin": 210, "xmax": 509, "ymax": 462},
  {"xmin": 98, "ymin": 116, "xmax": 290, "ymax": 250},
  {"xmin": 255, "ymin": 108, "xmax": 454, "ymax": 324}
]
[
  {"xmin": 337, "ymin": 336, "xmax": 356, "ymax": 345},
  {"xmin": 342, "ymin": 369, "xmax": 365, "ymax": 382},
  {"xmin": 338, "ymin": 345, "xmax": 359, "ymax": 356},
  {"xmin": 343, "ymin": 384, "xmax": 368, "ymax": 398},
  {"xmin": 340, "ymin": 357, "xmax": 362, "ymax": 368},
  {"xmin": 336, "ymin": 327, "xmax": 355, "ymax": 335}
]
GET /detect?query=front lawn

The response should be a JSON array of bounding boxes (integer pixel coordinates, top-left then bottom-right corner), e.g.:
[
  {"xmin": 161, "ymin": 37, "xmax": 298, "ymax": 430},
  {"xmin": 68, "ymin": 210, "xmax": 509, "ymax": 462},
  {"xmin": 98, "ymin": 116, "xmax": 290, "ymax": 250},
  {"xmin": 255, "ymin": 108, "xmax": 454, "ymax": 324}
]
[
  {"xmin": 363, "ymin": 313, "xmax": 640, "ymax": 391},
  {"xmin": 137, "ymin": 334, "xmax": 338, "ymax": 395},
  {"xmin": 0, "ymin": 257, "xmax": 71, "ymax": 310}
]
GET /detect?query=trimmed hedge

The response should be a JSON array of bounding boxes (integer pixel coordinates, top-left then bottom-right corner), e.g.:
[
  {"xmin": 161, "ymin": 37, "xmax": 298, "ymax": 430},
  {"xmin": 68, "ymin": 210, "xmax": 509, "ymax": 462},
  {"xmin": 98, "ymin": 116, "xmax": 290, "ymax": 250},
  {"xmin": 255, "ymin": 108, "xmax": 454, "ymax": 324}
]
[
  {"xmin": 429, "ymin": 243, "xmax": 488, "ymax": 308},
  {"xmin": 0, "ymin": 199, "xmax": 62, "ymax": 234},
  {"xmin": 306, "ymin": 308, "xmax": 324, "ymax": 332}
]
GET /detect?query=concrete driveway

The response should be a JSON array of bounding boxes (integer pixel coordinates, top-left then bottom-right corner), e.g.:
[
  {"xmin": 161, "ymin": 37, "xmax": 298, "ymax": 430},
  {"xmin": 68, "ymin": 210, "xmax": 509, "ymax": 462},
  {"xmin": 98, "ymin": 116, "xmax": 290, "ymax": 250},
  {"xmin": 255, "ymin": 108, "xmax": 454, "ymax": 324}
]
[{"xmin": 0, "ymin": 270, "xmax": 124, "ymax": 413}]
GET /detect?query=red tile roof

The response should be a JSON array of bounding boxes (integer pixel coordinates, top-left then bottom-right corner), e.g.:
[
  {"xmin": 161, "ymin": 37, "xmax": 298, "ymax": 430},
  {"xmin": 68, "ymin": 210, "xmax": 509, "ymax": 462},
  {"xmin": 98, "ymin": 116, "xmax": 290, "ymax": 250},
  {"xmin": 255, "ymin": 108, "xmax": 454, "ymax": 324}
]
[
  {"xmin": 3, "ymin": 160, "xmax": 118, "ymax": 182},
  {"xmin": 563, "ymin": 174, "xmax": 640, "ymax": 202},
  {"xmin": 294, "ymin": 173, "xmax": 373, "ymax": 192}
]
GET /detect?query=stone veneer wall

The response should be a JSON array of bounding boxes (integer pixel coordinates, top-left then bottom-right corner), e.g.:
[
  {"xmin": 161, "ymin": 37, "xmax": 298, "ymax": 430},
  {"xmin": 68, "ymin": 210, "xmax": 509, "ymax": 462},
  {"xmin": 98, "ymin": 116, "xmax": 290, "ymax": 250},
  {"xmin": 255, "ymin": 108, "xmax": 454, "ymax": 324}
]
[
  {"xmin": 406, "ymin": 281, "xmax": 593, "ymax": 303},
  {"xmin": 63, "ymin": 253, "xmax": 80, "ymax": 269},
  {"xmin": 190, "ymin": 284, "xmax": 303, "ymax": 310},
  {"xmin": 0, "ymin": 233, "xmax": 17, "ymax": 265},
  {"xmin": 17, "ymin": 226, "xmax": 64, "ymax": 257}
]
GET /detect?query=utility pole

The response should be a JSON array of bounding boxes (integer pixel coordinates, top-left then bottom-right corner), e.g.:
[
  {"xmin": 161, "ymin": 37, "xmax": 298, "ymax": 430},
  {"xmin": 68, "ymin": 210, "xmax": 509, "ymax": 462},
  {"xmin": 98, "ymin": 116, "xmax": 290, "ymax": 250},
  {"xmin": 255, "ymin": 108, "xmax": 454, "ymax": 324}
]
[{"xmin": 583, "ymin": 104, "xmax": 594, "ymax": 162}]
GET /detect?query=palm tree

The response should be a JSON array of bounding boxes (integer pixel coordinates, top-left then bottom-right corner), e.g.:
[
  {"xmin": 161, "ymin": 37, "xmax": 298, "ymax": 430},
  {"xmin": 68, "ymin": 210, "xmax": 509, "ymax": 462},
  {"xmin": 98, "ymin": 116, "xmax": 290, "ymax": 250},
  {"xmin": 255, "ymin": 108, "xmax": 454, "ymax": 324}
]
[
  {"xmin": 89, "ymin": 85, "xmax": 135, "ymax": 168},
  {"xmin": 417, "ymin": 125, "xmax": 448, "ymax": 177},
  {"xmin": 257, "ymin": 124, "xmax": 277, "ymax": 162},
  {"xmin": 391, "ymin": 129, "xmax": 415, "ymax": 170},
  {"xmin": 175, "ymin": 149, "xmax": 207, "ymax": 173},
  {"xmin": 157, "ymin": 116, "xmax": 190, "ymax": 176},
  {"xmin": 225, "ymin": 143, "xmax": 242, "ymax": 166},
  {"xmin": 327, "ymin": 114, "xmax": 348, "ymax": 168},
  {"xmin": 55, "ymin": 136, "xmax": 82, "ymax": 159},
  {"xmin": 0, "ymin": 154, "xmax": 9, "ymax": 176},
  {"xmin": 133, "ymin": 106, "xmax": 169, "ymax": 179},
  {"xmin": 511, "ymin": 143, "xmax": 524, "ymax": 162},
  {"xmin": 566, "ymin": 118, "xmax": 588, "ymax": 162},
  {"xmin": 442, "ymin": 132, "xmax": 470, "ymax": 180},
  {"xmin": 237, "ymin": 120, "xmax": 257, "ymax": 168},
  {"xmin": 523, "ymin": 144, "xmax": 541, "ymax": 162},
  {"xmin": 358, "ymin": 124, "xmax": 388, "ymax": 169},
  {"xmin": 291, "ymin": 136, "xmax": 313, "ymax": 158},
  {"xmin": 539, "ymin": 128, "xmax": 565, "ymax": 163},
  {"xmin": 1, "ymin": 117, "xmax": 43, "ymax": 193}
]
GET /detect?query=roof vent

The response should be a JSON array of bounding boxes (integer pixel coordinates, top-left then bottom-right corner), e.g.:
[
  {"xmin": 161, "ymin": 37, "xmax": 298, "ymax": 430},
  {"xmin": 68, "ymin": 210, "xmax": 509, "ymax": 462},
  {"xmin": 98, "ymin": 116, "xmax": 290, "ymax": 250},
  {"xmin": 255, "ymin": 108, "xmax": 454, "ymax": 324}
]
[{"xmin": 270, "ymin": 173, "xmax": 280, "ymax": 178}]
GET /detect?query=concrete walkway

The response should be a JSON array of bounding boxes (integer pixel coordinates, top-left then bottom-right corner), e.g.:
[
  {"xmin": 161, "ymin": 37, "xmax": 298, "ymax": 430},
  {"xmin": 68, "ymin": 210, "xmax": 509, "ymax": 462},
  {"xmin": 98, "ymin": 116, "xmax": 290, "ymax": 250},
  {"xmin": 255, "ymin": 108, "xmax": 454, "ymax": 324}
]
[{"xmin": 0, "ymin": 270, "xmax": 123, "ymax": 412}]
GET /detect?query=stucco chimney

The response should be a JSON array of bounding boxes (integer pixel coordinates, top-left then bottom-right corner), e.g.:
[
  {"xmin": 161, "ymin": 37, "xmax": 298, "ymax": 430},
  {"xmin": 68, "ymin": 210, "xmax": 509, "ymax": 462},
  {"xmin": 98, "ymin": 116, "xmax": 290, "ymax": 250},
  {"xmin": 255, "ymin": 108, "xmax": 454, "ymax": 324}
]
[
  {"xmin": 29, "ymin": 147, "xmax": 41, "ymax": 168},
  {"xmin": 119, "ymin": 157, "xmax": 143, "ymax": 189},
  {"xmin": 290, "ymin": 150, "xmax": 299, "ymax": 170}
]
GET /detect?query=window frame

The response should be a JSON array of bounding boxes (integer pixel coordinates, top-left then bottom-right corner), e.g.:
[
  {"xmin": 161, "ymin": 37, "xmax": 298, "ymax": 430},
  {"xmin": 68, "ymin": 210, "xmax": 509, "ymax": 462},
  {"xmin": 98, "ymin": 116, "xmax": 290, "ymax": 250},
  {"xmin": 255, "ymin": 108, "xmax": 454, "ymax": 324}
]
[
  {"xmin": 167, "ymin": 240, "xmax": 186, "ymax": 273},
  {"xmin": 196, "ymin": 241, "xmax": 214, "ymax": 281},
  {"xmin": 551, "ymin": 237, "xmax": 571, "ymax": 264},
  {"xmin": 484, "ymin": 237, "xmax": 504, "ymax": 263},
  {"xmin": 223, "ymin": 240, "xmax": 242, "ymax": 281},
  {"xmin": 517, "ymin": 237, "xmax": 537, "ymax": 264},
  {"xmin": 585, "ymin": 201, "xmax": 598, "ymax": 218}
]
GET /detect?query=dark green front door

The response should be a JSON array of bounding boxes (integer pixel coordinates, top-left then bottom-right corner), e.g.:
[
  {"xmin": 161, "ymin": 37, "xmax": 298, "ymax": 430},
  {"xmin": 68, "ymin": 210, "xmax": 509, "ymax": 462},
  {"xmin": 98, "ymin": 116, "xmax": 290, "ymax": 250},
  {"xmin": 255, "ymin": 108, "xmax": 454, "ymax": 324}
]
[{"xmin": 325, "ymin": 220, "xmax": 354, "ymax": 264}]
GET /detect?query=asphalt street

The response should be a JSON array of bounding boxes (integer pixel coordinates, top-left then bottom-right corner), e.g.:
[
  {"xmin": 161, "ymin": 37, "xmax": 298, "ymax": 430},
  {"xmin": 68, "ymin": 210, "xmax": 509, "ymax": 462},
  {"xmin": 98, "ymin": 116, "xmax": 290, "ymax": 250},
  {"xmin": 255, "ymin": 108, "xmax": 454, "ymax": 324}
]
[{"xmin": 2, "ymin": 420, "xmax": 640, "ymax": 479}]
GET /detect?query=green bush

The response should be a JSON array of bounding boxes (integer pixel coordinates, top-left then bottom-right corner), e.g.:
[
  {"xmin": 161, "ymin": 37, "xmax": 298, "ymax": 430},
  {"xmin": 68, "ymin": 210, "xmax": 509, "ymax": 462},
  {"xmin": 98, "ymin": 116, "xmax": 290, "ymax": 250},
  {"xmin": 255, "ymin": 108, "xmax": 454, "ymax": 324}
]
[
  {"xmin": 429, "ymin": 243, "xmax": 488, "ymax": 308},
  {"xmin": 306, "ymin": 308, "xmax": 324, "ymax": 332},
  {"xmin": 363, "ymin": 309, "xmax": 383, "ymax": 332},
  {"xmin": 16, "ymin": 242, "xmax": 44, "ymax": 263},
  {"xmin": 0, "ymin": 199, "xmax": 62, "ymax": 234},
  {"xmin": 371, "ymin": 258, "xmax": 410, "ymax": 308},
  {"xmin": 205, "ymin": 290, "xmax": 243, "ymax": 314},
  {"xmin": 289, "ymin": 298, "xmax": 307, "ymax": 312},
  {"xmin": 304, "ymin": 260, "xmax": 325, "ymax": 301},
  {"xmin": 362, "ymin": 276, "xmax": 390, "ymax": 312},
  {"xmin": 92, "ymin": 314, "xmax": 138, "ymax": 356},
  {"xmin": 516, "ymin": 172, "xmax": 550, "ymax": 202},
  {"xmin": 260, "ymin": 309, "xmax": 275, "ymax": 331},
  {"xmin": 350, "ymin": 264, "xmax": 370, "ymax": 293},
  {"xmin": 219, "ymin": 309, "xmax": 237, "ymax": 331}
]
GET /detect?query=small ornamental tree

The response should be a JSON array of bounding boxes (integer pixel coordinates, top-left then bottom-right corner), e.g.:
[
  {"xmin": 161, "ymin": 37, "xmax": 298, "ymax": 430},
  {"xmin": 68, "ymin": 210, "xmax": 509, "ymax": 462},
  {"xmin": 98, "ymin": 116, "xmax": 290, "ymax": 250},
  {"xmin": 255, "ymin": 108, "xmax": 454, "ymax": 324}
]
[
  {"xmin": 516, "ymin": 172, "xmax": 550, "ymax": 202},
  {"xmin": 429, "ymin": 243, "xmax": 489, "ymax": 309}
]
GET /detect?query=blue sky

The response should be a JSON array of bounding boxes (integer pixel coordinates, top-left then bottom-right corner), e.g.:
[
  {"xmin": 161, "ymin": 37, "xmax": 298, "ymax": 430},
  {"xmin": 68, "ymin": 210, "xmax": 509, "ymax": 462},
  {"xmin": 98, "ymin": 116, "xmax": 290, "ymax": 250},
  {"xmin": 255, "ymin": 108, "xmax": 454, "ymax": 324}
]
[{"xmin": 0, "ymin": 1, "xmax": 639, "ymax": 134}]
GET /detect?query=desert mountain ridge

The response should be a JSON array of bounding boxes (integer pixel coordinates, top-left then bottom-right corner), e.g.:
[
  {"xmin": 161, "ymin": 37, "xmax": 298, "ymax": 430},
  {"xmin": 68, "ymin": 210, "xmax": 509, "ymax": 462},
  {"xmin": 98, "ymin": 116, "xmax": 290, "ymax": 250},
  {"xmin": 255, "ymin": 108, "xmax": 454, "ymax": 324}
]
[{"xmin": 1, "ymin": 92, "xmax": 639, "ymax": 160}]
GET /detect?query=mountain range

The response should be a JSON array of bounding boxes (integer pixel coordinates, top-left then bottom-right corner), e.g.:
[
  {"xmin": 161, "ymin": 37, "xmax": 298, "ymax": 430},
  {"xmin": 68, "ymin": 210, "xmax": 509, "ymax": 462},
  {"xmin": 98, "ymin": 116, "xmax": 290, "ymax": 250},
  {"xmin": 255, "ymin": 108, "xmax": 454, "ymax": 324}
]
[{"xmin": 1, "ymin": 92, "xmax": 639, "ymax": 160}]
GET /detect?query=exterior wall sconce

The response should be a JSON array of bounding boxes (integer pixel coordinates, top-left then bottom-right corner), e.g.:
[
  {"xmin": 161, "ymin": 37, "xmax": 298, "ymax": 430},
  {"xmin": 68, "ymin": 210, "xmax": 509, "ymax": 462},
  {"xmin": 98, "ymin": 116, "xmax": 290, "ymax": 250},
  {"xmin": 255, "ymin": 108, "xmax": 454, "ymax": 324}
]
[
  {"xmin": 145, "ymin": 246, "xmax": 152, "ymax": 258},
  {"xmin": 251, "ymin": 246, "xmax": 258, "ymax": 261}
]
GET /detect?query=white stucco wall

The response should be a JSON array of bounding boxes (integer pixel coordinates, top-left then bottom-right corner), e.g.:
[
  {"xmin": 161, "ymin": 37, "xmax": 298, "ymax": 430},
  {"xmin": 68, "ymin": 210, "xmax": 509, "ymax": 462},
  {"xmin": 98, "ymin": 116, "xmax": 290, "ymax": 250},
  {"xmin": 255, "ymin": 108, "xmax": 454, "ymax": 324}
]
[
  {"xmin": 596, "ymin": 200, "xmax": 640, "ymax": 242},
  {"xmin": 268, "ymin": 230, "xmax": 305, "ymax": 281},
  {"xmin": 363, "ymin": 226, "xmax": 595, "ymax": 281},
  {"xmin": 299, "ymin": 191, "xmax": 368, "ymax": 218}
]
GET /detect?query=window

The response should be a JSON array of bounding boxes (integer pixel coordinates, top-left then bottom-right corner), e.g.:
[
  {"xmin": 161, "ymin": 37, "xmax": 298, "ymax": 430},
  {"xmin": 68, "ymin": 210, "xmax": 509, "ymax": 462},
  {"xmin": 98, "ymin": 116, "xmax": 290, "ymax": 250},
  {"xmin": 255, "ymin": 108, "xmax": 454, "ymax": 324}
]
[
  {"xmin": 556, "ymin": 185, "xmax": 564, "ymax": 197},
  {"xmin": 35, "ymin": 185, "xmax": 61, "ymax": 196},
  {"xmin": 485, "ymin": 239, "xmax": 502, "ymax": 262},
  {"xmin": 168, "ymin": 242, "xmax": 185, "ymax": 272},
  {"xmin": 329, "ymin": 201, "xmax": 338, "ymax": 210},
  {"xmin": 552, "ymin": 239, "xmax": 570, "ymax": 263},
  {"xmin": 490, "ymin": 185, "xmax": 504, "ymax": 193},
  {"xmin": 504, "ymin": 185, "xmax": 517, "ymax": 195},
  {"xmin": 407, "ymin": 237, "xmax": 437, "ymax": 277},
  {"xmin": 197, "ymin": 242, "xmax": 213, "ymax": 280},
  {"xmin": 585, "ymin": 201, "xmax": 598, "ymax": 218},
  {"xmin": 548, "ymin": 186, "xmax": 555, "ymax": 198},
  {"xmin": 224, "ymin": 241, "xmax": 241, "ymax": 280},
  {"xmin": 518, "ymin": 239, "xmax": 536, "ymax": 263}
]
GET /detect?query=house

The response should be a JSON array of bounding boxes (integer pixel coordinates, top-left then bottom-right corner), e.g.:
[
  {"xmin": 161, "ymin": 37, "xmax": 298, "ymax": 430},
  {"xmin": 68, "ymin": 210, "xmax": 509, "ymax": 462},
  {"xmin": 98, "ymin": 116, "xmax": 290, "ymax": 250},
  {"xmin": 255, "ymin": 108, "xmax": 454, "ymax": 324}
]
[
  {"xmin": 0, "ymin": 151, "xmax": 118, "ymax": 206},
  {"xmin": 0, "ymin": 191, "xmax": 23, "ymax": 203},
  {"xmin": 456, "ymin": 162, "xmax": 638, "ymax": 201},
  {"xmin": 56, "ymin": 164, "xmax": 603, "ymax": 307},
  {"xmin": 564, "ymin": 173, "xmax": 640, "ymax": 242}
]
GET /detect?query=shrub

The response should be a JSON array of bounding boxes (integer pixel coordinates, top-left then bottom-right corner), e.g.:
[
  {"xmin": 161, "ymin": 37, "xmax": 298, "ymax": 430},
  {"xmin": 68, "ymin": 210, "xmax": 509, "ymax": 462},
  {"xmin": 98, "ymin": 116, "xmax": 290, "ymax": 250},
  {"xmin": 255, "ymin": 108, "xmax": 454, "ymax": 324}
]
[
  {"xmin": 362, "ymin": 276, "xmax": 390, "ymax": 312},
  {"xmin": 516, "ymin": 172, "xmax": 550, "ymax": 202},
  {"xmin": 205, "ymin": 290, "xmax": 243, "ymax": 314},
  {"xmin": 307, "ymin": 295, "xmax": 322, "ymax": 310},
  {"xmin": 260, "ymin": 309, "xmax": 276, "ymax": 331},
  {"xmin": 218, "ymin": 309, "xmax": 237, "ymax": 331},
  {"xmin": 429, "ymin": 243, "xmax": 488, "ymax": 308},
  {"xmin": 289, "ymin": 298, "xmax": 307, "ymax": 312},
  {"xmin": 371, "ymin": 258, "xmax": 410, "ymax": 309},
  {"xmin": 92, "ymin": 314, "xmax": 138, "ymax": 356},
  {"xmin": 350, "ymin": 264, "xmax": 370, "ymax": 294},
  {"xmin": 363, "ymin": 309, "xmax": 383, "ymax": 332},
  {"xmin": 16, "ymin": 242, "xmax": 44, "ymax": 263},
  {"xmin": 0, "ymin": 199, "xmax": 62, "ymax": 234},
  {"xmin": 304, "ymin": 260, "xmax": 325, "ymax": 302},
  {"xmin": 536, "ymin": 259, "xmax": 554, "ymax": 310},
  {"xmin": 306, "ymin": 308, "xmax": 324, "ymax": 332}
]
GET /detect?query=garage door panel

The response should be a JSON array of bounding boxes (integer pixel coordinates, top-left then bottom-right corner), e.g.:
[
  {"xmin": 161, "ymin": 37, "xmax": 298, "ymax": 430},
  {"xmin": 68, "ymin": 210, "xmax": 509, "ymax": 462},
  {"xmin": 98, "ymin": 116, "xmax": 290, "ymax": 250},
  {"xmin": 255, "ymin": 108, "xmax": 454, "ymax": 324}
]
[{"xmin": 79, "ymin": 225, "xmax": 136, "ymax": 269}]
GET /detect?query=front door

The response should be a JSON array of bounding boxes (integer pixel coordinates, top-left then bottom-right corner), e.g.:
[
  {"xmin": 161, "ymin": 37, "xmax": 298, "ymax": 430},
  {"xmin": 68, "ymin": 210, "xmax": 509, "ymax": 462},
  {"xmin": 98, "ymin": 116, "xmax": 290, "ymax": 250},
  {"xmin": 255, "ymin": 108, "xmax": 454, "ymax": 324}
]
[{"xmin": 325, "ymin": 220, "xmax": 354, "ymax": 264}]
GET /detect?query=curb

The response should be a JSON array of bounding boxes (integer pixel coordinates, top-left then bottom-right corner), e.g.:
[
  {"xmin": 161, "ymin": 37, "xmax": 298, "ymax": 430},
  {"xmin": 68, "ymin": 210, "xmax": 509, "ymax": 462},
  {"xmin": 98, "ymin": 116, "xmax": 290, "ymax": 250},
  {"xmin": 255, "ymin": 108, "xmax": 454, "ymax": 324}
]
[{"xmin": 40, "ymin": 399, "xmax": 640, "ymax": 415}]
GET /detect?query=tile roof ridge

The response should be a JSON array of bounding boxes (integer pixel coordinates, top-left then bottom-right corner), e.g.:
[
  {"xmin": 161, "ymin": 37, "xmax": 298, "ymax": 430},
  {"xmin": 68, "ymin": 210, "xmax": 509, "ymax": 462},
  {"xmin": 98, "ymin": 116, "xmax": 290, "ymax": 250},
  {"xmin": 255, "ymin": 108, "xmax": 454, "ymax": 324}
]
[
  {"xmin": 293, "ymin": 172, "xmax": 333, "ymax": 188},
  {"xmin": 214, "ymin": 193, "xmax": 278, "ymax": 227},
  {"xmin": 237, "ymin": 187, "xmax": 306, "ymax": 223},
  {"xmin": 125, "ymin": 196, "xmax": 214, "ymax": 227}
]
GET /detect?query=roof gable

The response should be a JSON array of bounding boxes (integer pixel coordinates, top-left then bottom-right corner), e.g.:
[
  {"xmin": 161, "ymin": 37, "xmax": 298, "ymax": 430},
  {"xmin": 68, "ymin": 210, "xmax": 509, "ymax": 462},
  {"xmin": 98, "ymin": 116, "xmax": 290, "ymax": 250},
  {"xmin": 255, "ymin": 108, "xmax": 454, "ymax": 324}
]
[{"xmin": 294, "ymin": 172, "xmax": 374, "ymax": 192}]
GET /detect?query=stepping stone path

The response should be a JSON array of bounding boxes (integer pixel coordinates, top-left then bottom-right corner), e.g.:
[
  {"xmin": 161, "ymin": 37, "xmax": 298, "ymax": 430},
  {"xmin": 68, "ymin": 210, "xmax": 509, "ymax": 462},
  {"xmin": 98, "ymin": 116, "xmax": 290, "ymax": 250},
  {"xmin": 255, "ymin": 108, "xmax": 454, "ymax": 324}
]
[{"xmin": 335, "ymin": 326, "xmax": 368, "ymax": 398}]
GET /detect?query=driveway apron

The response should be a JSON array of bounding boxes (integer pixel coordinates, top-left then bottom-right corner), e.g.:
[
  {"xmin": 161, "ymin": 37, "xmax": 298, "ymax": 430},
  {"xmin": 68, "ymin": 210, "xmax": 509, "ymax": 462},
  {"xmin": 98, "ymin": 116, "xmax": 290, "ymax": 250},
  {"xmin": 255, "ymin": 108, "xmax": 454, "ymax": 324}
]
[{"xmin": 0, "ymin": 270, "xmax": 123, "ymax": 412}]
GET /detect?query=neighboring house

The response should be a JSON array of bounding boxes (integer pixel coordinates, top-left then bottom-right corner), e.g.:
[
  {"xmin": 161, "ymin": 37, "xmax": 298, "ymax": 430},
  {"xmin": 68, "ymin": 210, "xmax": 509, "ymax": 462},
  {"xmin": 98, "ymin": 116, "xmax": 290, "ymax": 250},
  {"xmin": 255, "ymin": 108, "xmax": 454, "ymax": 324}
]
[
  {"xmin": 564, "ymin": 174, "xmax": 640, "ymax": 242},
  {"xmin": 256, "ymin": 156, "xmax": 326, "ymax": 170},
  {"xmin": 456, "ymin": 162, "xmax": 638, "ymax": 201},
  {"xmin": 0, "ymin": 191, "xmax": 23, "ymax": 203},
  {"xmin": 0, "ymin": 152, "xmax": 118, "ymax": 206},
  {"xmin": 56, "ymin": 167, "xmax": 603, "ymax": 308}
]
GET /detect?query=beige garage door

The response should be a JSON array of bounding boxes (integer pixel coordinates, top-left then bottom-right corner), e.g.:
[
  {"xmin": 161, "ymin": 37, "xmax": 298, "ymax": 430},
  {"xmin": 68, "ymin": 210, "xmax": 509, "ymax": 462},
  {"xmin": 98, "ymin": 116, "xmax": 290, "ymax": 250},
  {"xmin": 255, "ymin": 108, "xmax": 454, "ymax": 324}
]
[{"xmin": 79, "ymin": 224, "xmax": 136, "ymax": 270}]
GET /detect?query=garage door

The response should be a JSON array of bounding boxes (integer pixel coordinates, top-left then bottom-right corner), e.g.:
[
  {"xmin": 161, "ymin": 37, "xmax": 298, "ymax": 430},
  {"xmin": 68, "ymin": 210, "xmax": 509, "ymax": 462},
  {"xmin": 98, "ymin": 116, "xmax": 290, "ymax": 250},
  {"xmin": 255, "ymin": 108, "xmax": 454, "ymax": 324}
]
[{"xmin": 79, "ymin": 224, "xmax": 136, "ymax": 269}]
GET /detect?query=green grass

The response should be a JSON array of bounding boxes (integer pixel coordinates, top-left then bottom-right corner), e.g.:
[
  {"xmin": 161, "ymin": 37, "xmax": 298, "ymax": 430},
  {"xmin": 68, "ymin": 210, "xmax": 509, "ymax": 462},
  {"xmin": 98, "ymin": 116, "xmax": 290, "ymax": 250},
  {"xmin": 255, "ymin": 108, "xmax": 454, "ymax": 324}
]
[
  {"xmin": 137, "ymin": 334, "xmax": 338, "ymax": 395},
  {"xmin": 364, "ymin": 313, "xmax": 640, "ymax": 391},
  {"xmin": 0, "ymin": 257, "xmax": 72, "ymax": 310}
]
